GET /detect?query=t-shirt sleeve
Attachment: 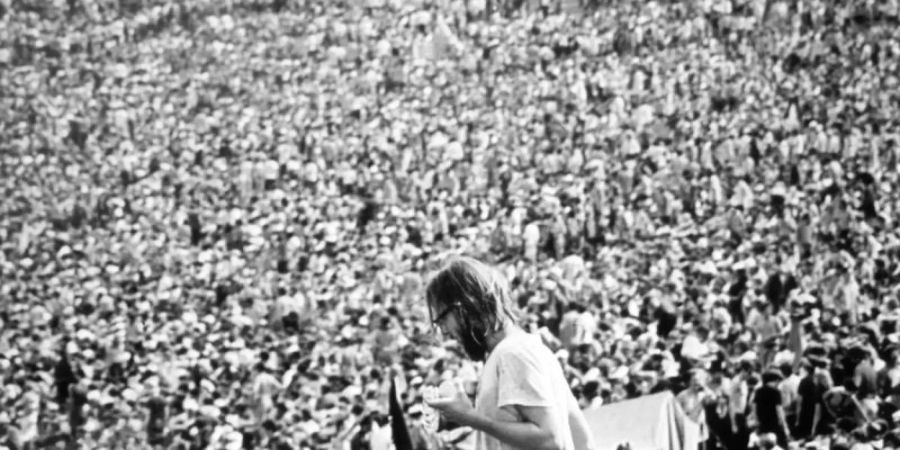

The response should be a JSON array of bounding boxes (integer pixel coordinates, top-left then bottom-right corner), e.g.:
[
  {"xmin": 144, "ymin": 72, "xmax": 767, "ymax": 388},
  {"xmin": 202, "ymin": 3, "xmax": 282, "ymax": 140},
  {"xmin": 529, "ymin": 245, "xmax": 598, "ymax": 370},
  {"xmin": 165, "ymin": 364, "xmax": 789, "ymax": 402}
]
[
  {"xmin": 758, "ymin": 388, "xmax": 782, "ymax": 409},
  {"xmin": 496, "ymin": 347, "xmax": 555, "ymax": 409}
]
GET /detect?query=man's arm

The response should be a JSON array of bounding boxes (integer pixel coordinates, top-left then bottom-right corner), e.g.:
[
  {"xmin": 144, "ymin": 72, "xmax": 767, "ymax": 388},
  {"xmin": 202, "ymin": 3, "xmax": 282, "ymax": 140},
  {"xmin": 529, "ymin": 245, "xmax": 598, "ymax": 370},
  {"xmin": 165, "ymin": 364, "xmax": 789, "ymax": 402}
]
[
  {"xmin": 775, "ymin": 404, "xmax": 791, "ymax": 440},
  {"xmin": 811, "ymin": 403, "xmax": 821, "ymax": 436},
  {"xmin": 853, "ymin": 364, "xmax": 864, "ymax": 389},
  {"xmin": 730, "ymin": 396, "xmax": 739, "ymax": 432},
  {"xmin": 428, "ymin": 385, "xmax": 569, "ymax": 450},
  {"xmin": 463, "ymin": 405, "xmax": 568, "ymax": 450},
  {"xmin": 567, "ymin": 389, "xmax": 597, "ymax": 450},
  {"xmin": 748, "ymin": 389, "xmax": 757, "ymax": 428}
]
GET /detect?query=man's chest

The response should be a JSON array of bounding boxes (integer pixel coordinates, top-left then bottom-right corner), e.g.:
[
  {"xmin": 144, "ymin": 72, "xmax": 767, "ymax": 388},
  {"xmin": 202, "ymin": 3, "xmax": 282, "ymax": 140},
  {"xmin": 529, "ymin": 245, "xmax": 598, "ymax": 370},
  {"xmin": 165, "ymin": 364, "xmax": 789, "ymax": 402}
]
[{"xmin": 475, "ymin": 369, "xmax": 521, "ymax": 423}]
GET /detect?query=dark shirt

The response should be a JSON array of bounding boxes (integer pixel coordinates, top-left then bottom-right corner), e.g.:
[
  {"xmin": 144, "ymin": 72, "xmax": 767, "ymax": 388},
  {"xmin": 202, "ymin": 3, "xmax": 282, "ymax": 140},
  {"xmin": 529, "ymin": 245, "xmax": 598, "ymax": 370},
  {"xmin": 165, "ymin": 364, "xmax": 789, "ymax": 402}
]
[
  {"xmin": 70, "ymin": 385, "xmax": 88, "ymax": 428},
  {"xmin": 797, "ymin": 375, "xmax": 819, "ymax": 437},
  {"xmin": 54, "ymin": 357, "xmax": 75, "ymax": 404},
  {"xmin": 147, "ymin": 396, "xmax": 167, "ymax": 439},
  {"xmin": 754, "ymin": 385, "xmax": 783, "ymax": 433},
  {"xmin": 764, "ymin": 274, "xmax": 784, "ymax": 307},
  {"xmin": 187, "ymin": 212, "xmax": 201, "ymax": 232},
  {"xmin": 148, "ymin": 396, "xmax": 166, "ymax": 425}
]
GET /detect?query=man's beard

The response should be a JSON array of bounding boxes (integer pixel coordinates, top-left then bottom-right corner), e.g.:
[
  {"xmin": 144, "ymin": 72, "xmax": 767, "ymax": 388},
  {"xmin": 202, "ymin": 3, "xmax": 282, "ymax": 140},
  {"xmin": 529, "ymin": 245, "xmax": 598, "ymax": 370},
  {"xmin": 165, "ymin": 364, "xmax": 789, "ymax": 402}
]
[{"xmin": 458, "ymin": 319, "xmax": 490, "ymax": 362}]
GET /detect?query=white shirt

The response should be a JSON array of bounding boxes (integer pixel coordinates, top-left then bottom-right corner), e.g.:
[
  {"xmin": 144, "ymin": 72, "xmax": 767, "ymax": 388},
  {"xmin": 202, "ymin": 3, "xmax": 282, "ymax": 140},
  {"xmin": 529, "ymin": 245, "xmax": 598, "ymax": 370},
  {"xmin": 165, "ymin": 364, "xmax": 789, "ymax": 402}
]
[
  {"xmin": 475, "ymin": 331, "xmax": 574, "ymax": 450},
  {"xmin": 780, "ymin": 374, "xmax": 800, "ymax": 409},
  {"xmin": 681, "ymin": 334, "xmax": 710, "ymax": 361},
  {"xmin": 370, "ymin": 423, "xmax": 393, "ymax": 450},
  {"xmin": 523, "ymin": 223, "xmax": 541, "ymax": 247},
  {"xmin": 263, "ymin": 159, "xmax": 279, "ymax": 181}
]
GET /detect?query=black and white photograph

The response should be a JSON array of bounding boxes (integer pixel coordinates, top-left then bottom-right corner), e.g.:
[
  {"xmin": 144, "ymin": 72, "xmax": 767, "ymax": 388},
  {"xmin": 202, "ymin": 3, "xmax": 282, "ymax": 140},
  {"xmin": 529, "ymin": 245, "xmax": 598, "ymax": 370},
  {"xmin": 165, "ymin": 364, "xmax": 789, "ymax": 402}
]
[{"xmin": 2, "ymin": 0, "xmax": 900, "ymax": 449}]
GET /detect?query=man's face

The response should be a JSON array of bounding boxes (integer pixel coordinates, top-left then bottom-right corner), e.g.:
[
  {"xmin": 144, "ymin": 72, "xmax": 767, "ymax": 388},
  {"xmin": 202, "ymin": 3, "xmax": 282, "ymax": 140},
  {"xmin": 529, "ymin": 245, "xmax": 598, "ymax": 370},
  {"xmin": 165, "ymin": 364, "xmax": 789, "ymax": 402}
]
[
  {"xmin": 431, "ymin": 302, "xmax": 459, "ymax": 339},
  {"xmin": 430, "ymin": 301, "xmax": 489, "ymax": 362},
  {"xmin": 691, "ymin": 373, "xmax": 705, "ymax": 390},
  {"xmin": 637, "ymin": 379, "xmax": 651, "ymax": 395}
]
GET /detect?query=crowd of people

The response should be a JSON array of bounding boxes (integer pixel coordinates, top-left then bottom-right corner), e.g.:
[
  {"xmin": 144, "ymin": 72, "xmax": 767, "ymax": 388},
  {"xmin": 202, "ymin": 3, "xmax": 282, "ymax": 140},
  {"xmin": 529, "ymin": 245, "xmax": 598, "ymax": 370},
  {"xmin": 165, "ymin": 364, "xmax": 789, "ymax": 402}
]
[{"xmin": 2, "ymin": 0, "xmax": 900, "ymax": 448}]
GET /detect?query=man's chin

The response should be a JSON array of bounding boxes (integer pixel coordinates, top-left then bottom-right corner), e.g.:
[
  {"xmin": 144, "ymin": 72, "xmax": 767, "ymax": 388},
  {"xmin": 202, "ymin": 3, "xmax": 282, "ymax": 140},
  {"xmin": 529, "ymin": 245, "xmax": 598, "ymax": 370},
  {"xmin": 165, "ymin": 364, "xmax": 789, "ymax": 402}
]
[
  {"xmin": 464, "ymin": 349, "xmax": 484, "ymax": 361},
  {"xmin": 461, "ymin": 338, "xmax": 487, "ymax": 362}
]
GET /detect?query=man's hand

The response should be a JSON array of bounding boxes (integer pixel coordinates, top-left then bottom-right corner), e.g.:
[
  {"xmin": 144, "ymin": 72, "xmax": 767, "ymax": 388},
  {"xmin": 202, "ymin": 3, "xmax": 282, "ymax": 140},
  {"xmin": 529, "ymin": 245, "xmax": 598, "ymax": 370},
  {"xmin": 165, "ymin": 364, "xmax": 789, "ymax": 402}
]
[
  {"xmin": 425, "ymin": 380, "xmax": 475, "ymax": 425},
  {"xmin": 440, "ymin": 426, "xmax": 473, "ymax": 444}
]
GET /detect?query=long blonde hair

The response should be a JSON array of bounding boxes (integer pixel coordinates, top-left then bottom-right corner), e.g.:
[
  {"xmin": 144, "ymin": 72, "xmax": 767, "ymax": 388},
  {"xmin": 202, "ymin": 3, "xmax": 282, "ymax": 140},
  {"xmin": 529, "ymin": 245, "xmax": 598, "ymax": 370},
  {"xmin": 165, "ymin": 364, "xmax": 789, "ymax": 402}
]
[{"xmin": 425, "ymin": 256, "xmax": 518, "ymax": 335}]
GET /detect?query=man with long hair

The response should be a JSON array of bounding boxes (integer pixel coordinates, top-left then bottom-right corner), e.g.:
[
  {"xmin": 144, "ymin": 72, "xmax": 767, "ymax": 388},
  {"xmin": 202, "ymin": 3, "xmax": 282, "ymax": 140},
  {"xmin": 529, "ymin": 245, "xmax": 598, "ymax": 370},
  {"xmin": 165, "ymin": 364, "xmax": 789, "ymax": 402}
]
[{"xmin": 423, "ymin": 256, "xmax": 595, "ymax": 450}]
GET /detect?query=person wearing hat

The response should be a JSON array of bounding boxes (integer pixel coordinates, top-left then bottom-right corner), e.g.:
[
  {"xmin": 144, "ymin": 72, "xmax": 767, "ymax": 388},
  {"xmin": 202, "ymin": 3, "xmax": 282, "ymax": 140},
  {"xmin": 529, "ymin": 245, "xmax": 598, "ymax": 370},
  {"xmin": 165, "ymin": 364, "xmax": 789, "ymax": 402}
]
[
  {"xmin": 847, "ymin": 344, "xmax": 880, "ymax": 424},
  {"xmin": 796, "ymin": 355, "xmax": 836, "ymax": 441},
  {"xmin": 424, "ymin": 256, "xmax": 595, "ymax": 450},
  {"xmin": 751, "ymin": 369, "xmax": 791, "ymax": 449},
  {"xmin": 748, "ymin": 300, "xmax": 785, "ymax": 369}
]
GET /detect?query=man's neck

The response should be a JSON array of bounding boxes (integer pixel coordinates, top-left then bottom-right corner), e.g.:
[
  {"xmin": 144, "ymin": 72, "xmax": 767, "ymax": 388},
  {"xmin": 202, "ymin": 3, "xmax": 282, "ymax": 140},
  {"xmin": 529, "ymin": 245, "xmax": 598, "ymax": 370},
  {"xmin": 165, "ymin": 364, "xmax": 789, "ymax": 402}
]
[{"xmin": 484, "ymin": 321, "xmax": 519, "ymax": 356}]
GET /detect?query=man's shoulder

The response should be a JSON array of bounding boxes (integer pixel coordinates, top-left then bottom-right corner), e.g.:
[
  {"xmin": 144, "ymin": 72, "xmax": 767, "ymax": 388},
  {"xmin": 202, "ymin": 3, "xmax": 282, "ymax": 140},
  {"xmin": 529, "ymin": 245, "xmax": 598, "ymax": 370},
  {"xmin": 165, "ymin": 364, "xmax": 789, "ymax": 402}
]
[
  {"xmin": 493, "ymin": 331, "xmax": 549, "ymax": 360},
  {"xmin": 760, "ymin": 385, "xmax": 781, "ymax": 397},
  {"xmin": 783, "ymin": 376, "xmax": 801, "ymax": 389}
]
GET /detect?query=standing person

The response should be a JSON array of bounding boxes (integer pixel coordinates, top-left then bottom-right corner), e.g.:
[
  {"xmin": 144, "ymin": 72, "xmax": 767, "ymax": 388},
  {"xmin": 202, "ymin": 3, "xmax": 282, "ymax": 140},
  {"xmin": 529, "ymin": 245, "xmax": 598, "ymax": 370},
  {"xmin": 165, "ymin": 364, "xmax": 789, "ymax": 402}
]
[
  {"xmin": 748, "ymin": 301, "xmax": 784, "ymax": 368},
  {"xmin": 69, "ymin": 381, "xmax": 89, "ymax": 444},
  {"xmin": 794, "ymin": 360, "xmax": 817, "ymax": 440},
  {"xmin": 187, "ymin": 206, "xmax": 203, "ymax": 247},
  {"xmin": 558, "ymin": 302, "xmax": 592, "ymax": 351},
  {"xmin": 878, "ymin": 346, "xmax": 900, "ymax": 411},
  {"xmin": 372, "ymin": 317, "xmax": 401, "ymax": 367},
  {"xmin": 795, "ymin": 357, "xmax": 834, "ymax": 440},
  {"xmin": 54, "ymin": 345, "xmax": 76, "ymax": 407},
  {"xmin": 848, "ymin": 345, "xmax": 879, "ymax": 422},
  {"xmin": 676, "ymin": 368, "xmax": 715, "ymax": 425},
  {"xmin": 523, "ymin": 220, "xmax": 541, "ymax": 263},
  {"xmin": 751, "ymin": 370, "xmax": 792, "ymax": 449},
  {"xmin": 250, "ymin": 363, "xmax": 282, "ymax": 425},
  {"xmin": 424, "ymin": 256, "xmax": 596, "ymax": 450},
  {"xmin": 728, "ymin": 360, "xmax": 756, "ymax": 450},
  {"xmin": 145, "ymin": 385, "xmax": 168, "ymax": 448},
  {"xmin": 778, "ymin": 363, "xmax": 800, "ymax": 437}
]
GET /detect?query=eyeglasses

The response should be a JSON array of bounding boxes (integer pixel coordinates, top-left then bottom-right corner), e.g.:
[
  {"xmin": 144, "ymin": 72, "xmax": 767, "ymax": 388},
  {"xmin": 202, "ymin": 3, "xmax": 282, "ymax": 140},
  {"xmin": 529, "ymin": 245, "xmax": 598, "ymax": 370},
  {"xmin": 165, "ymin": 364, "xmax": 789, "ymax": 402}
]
[{"xmin": 431, "ymin": 303, "xmax": 459, "ymax": 328}]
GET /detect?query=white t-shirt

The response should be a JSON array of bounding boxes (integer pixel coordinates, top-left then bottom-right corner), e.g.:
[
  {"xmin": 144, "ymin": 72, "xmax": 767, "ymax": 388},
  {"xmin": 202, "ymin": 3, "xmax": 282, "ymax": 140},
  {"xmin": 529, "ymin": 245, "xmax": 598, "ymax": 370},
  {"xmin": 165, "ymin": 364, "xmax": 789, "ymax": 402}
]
[
  {"xmin": 475, "ymin": 331, "xmax": 574, "ymax": 450},
  {"xmin": 680, "ymin": 334, "xmax": 709, "ymax": 361},
  {"xmin": 523, "ymin": 223, "xmax": 541, "ymax": 247},
  {"xmin": 369, "ymin": 423, "xmax": 392, "ymax": 450}
]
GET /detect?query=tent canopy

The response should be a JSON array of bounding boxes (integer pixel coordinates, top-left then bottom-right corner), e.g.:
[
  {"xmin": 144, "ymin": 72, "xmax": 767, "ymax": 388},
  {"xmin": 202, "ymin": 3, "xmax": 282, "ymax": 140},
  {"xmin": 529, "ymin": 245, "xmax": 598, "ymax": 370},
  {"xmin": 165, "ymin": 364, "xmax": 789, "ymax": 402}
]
[{"xmin": 584, "ymin": 391, "xmax": 701, "ymax": 450}]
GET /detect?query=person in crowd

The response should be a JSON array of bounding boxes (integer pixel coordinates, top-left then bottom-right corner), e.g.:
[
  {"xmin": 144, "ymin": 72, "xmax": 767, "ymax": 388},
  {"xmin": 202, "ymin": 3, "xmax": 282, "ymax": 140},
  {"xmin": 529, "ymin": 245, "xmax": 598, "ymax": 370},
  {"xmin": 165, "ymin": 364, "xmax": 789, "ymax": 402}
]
[
  {"xmin": 751, "ymin": 370, "xmax": 791, "ymax": 449},
  {"xmin": 424, "ymin": 256, "xmax": 596, "ymax": 450}
]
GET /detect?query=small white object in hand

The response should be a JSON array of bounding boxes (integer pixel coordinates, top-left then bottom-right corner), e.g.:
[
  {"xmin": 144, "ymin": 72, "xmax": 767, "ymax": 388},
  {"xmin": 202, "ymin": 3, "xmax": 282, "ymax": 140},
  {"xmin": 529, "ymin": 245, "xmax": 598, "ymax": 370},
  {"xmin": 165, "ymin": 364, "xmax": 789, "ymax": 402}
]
[
  {"xmin": 422, "ymin": 385, "xmax": 441, "ymax": 433},
  {"xmin": 438, "ymin": 379, "xmax": 457, "ymax": 397},
  {"xmin": 422, "ymin": 380, "xmax": 457, "ymax": 432}
]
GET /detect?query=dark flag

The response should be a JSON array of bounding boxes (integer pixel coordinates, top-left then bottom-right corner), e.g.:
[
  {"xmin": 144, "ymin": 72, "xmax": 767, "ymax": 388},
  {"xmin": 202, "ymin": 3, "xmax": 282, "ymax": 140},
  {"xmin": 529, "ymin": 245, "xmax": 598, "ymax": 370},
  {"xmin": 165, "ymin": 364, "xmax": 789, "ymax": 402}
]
[{"xmin": 390, "ymin": 377, "xmax": 414, "ymax": 450}]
